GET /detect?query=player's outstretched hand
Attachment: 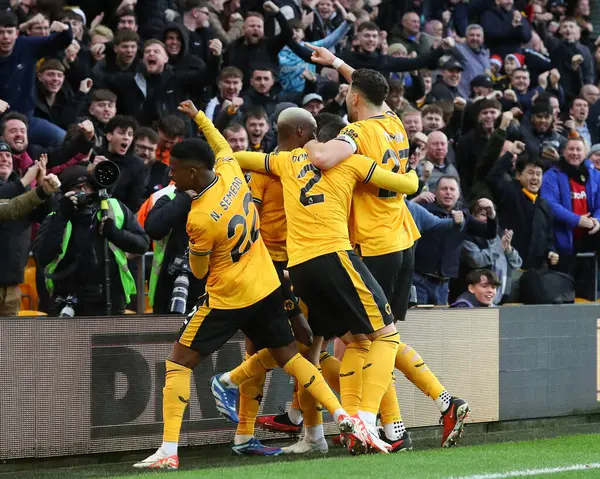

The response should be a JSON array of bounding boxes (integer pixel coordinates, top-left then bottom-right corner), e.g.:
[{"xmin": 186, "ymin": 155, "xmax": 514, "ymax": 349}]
[
  {"xmin": 305, "ymin": 43, "xmax": 337, "ymax": 67},
  {"xmin": 178, "ymin": 100, "xmax": 199, "ymax": 119}
]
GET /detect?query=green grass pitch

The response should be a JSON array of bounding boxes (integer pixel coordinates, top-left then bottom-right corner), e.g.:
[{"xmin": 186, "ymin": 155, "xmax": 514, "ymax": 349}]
[{"xmin": 3, "ymin": 433, "xmax": 600, "ymax": 479}]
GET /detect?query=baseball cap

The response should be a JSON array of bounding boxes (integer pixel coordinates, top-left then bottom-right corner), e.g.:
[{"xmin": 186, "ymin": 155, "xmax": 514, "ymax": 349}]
[
  {"xmin": 531, "ymin": 101, "xmax": 553, "ymax": 116},
  {"xmin": 68, "ymin": 7, "xmax": 87, "ymax": 25},
  {"xmin": 59, "ymin": 165, "xmax": 90, "ymax": 193},
  {"xmin": 471, "ymin": 75, "xmax": 494, "ymax": 89},
  {"xmin": 0, "ymin": 141, "xmax": 11, "ymax": 153},
  {"xmin": 302, "ymin": 93, "xmax": 324, "ymax": 106},
  {"xmin": 442, "ymin": 58, "xmax": 464, "ymax": 71}
]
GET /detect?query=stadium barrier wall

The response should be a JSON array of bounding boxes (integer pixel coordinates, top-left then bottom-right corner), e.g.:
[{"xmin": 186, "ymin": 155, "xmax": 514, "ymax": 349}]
[{"xmin": 1, "ymin": 305, "xmax": 599, "ymax": 460}]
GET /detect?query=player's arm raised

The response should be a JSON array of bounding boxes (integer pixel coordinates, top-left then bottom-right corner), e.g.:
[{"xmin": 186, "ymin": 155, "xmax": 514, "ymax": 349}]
[
  {"xmin": 233, "ymin": 151, "xmax": 269, "ymax": 173},
  {"xmin": 306, "ymin": 43, "xmax": 392, "ymax": 113},
  {"xmin": 178, "ymin": 100, "xmax": 233, "ymax": 159},
  {"xmin": 306, "ymin": 43, "xmax": 354, "ymax": 83}
]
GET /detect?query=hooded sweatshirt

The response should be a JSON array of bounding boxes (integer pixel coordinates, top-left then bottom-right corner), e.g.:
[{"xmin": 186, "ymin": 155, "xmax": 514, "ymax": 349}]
[{"xmin": 162, "ymin": 22, "xmax": 206, "ymax": 74}]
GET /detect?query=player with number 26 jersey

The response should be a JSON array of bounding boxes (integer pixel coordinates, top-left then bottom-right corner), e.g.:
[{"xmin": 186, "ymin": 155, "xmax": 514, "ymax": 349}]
[
  {"xmin": 337, "ymin": 111, "xmax": 421, "ymax": 256},
  {"xmin": 186, "ymin": 149, "xmax": 280, "ymax": 310}
]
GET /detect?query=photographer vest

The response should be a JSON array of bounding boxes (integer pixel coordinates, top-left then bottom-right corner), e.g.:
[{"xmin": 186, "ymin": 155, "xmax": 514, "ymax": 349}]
[
  {"xmin": 147, "ymin": 189, "xmax": 177, "ymax": 306},
  {"xmin": 45, "ymin": 198, "xmax": 136, "ymax": 302}
]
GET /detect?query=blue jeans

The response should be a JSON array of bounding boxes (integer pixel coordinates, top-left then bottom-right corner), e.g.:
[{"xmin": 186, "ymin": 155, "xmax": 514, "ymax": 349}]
[
  {"xmin": 413, "ymin": 272, "xmax": 450, "ymax": 305},
  {"xmin": 28, "ymin": 117, "xmax": 66, "ymax": 147}
]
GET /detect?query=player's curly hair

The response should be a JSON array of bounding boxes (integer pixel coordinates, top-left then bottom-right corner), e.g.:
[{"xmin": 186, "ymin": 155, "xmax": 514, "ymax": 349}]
[
  {"xmin": 351, "ymin": 69, "xmax": 389, "ymax": 107},
  {"xmin": 171, "ymin": 138, "xmax": 215, "ymax": 170}
]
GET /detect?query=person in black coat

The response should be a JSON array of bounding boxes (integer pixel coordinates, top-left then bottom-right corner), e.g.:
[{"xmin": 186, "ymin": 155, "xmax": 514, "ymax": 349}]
[
  {"xmin": 485, "ymin": 152, "xmax": 558, "ymax": 271},
  {"xmin": 134, "ymin": 127, "xmax": 170, "ymax": 200},
  {"xmin": 34, "ymin": 59, "xmax": 89, "ymax": 131},
  {"xmin": 92, "ymin": 29, "xmax": 143, "ymax": 89},
  {"xmin": 180, "ymin": 0, "xmax": 219, "ymax": 65},
  {"xmin": 241, "ymin": 67, "xmax": 280, "ymax": 121},
  {"xmin": 145, "ymin": 189, "xmax": 206, "ymax": 314},
  {"xmin": 425, "ymin": 58, "xmax": 463, "ymax": 103},
  {"xmin": 479, "ymin": 1, "xmax": 532, "ymax": 59},
  {"xmin": 91, "ymin": 115, "xmax": 145, "ymax": 213},
  {"xmin": 311, "ymin": 22, "xmax": 450, "ymax": 75},
  {"xmin": 34, "ymin": 165, "xmax": 149, "ymax": 316},
  {"xmin": 224, "ymin": 2, "xmax": 295, "ymax": 86},
  {"xmin": 162, "ymin": 22, "xmax": 207, "ymax": 75},
  {"xmin": 101, "ymin": 40, "xmax": 212, "ymax": 128},
  {"xmin": 135, "ymin": 0, "xmax": 171, "ymax": 41},
  {"xmin": 455, "ymin": 99, "xmax": 502, "ymax": 199},
  {"xmin": 521, "ymin": 101, "xmax": 567, "ymax": 162}
]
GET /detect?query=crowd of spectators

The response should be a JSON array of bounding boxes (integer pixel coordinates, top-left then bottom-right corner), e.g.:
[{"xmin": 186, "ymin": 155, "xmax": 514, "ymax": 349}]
[{"xmin": 0, "ymin": 0, "xmax": 599, "ymax": 315}]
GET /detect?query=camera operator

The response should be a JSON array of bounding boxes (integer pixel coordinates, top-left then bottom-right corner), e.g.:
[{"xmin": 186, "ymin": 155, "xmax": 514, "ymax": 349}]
[
  {"xmin": 144, "ymin": 188, "xmax": 205, "ymax": 314},
  {"xmin": 33, "ymin": 165, "xmax": 150, "ymax": 316}
]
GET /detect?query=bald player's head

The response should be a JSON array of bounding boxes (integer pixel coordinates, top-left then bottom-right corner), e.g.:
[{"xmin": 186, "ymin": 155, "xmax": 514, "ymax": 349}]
[{"xmin": 277, "ymin": 107, "xmax": 317, "ymax": 148}]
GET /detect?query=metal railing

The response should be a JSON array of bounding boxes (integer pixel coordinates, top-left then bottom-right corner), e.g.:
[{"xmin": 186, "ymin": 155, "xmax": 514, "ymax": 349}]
[{"xmin": 134, "ymin": 252, "xmax": 153, "ymax": 314}]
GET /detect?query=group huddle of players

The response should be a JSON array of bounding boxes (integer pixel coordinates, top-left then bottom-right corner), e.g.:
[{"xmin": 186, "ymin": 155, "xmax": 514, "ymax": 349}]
[{"xmin": 133, "ymin": 45, "xmax": 469, "ymax": 471}]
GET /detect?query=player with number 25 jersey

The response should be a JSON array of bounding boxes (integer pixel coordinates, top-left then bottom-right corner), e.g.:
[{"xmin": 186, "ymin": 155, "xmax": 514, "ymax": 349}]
[{"xmin": 337, "ymin": 111, "xmax": 421, "ymax": 257}]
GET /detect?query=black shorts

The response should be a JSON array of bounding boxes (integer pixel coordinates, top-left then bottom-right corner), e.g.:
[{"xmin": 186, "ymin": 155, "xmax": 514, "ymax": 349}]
[
  {"xmin": 289, "ymin": 250, "xmax": 394, "ymax": 340},
  {"xmin": 273, "ymin": 260, "xmax": 302, "ymax": 319},
  {"xmin": 362, "ymin": 246, "xmax": 415, "ymax": 321},
  {"xmin": 177, "ymin": 287, "xmax": 295, "ymax": 356}
]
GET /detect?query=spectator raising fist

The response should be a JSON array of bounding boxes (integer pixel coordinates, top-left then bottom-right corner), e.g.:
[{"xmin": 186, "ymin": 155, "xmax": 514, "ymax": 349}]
[
  {"xmin": 178, "ymin": 100, "xmax": 199, "ymax": 119},
  {"xmin": 41, "ymin": 173, "xmax": 61, "ymax": 194}
]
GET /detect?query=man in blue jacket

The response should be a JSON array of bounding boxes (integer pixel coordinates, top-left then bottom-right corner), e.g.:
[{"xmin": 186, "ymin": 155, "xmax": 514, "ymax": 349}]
[
  {"xmin": 0, "ymin": 10, "xmax": 73, "ymax": 147},
  {"xmin": 540, "ymin": 137, "xmax": 600, "ymax": 277}
]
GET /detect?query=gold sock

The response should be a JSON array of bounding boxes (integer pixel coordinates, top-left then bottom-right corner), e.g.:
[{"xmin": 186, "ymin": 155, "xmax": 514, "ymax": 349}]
[
  {"xmin": 319, "ymin": 351, "xmax": 341, "ymax": 393},
  {"xmin": 298, "ymin": 371, "xmax": 323, "ymax": 427},
  {"xmin": 291, "ymin": 379, "xmax": 300, "ymax": 410},
  {"xmin": 162, "ymin": 360, "xmax": 192, "ymax": 443},
  {"xmin": 360, "ymin": 332, "xmax": 400, "ymax": 415},
  {"xmin": 237, "ymin": 353, "xmax": 266, "ymax": 437},
  {"xmin": 229, "ymin": 349, "xmax": 278, "ymax": 386},
  {"xmin": 395, "ymin": 341, "xmax": 444, "ymax": 400},
  {"xmin": 379, "ymin": 375, "xmax": 403, "ymax": 425},
  {"xmin": 283, "ymin": 353, "xmax": 341, "ymax": 416},
  {"xmin": 297, "ymin": 342, "xmax": 311, "ymax": 355},
  {"xmin": 340, "ymin": 340, "xmax": 371, "ymax": 415}
]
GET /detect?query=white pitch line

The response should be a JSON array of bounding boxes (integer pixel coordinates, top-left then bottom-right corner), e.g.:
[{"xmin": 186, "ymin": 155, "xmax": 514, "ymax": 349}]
[{"xmin": 447, "ymin": 463, "xmax": 600, "ymax": 479}]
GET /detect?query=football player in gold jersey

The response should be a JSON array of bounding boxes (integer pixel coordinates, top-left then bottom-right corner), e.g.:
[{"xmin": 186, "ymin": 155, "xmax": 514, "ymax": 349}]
[
  {"xmin": 303, "ymin": 44, "xmax": 469, "ymax": 449},
  {"xmin": 232, "ymin": 170, "xmax": 314, "ymax": 452},
  {"xmin": 133, "ymin": 102, "xmax": 372, "ymax": 469},
  {"xmin": 231, "ymin": 107, "xmax": 419, "ymax": 454}
]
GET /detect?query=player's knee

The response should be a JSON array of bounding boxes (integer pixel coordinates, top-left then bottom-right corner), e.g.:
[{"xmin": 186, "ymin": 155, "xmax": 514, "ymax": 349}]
[
  {"xmin": 245, "ymin": 337, "xmax": 257, "ymax": 356},
  {"xmin": 290, "ymin": 313, "xmax": 313, "ymax": 347},
  {"xmin": 269, "ymin": 341, "xmax": 298, "ymax": 367},
  {"xmin": 168, "ymin": 341, "xmax": 202, "ymax": 369},
  {"xmin": 304, "ymin": 339, "xmax": 323, "ymax": 365},
  {"xmin": 340, "ymin": 332, "xmax": 367, "ymax": 345},
  {"xmin": 366, "ymin": 323, "xmax": 398, "ymax": 341}
]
